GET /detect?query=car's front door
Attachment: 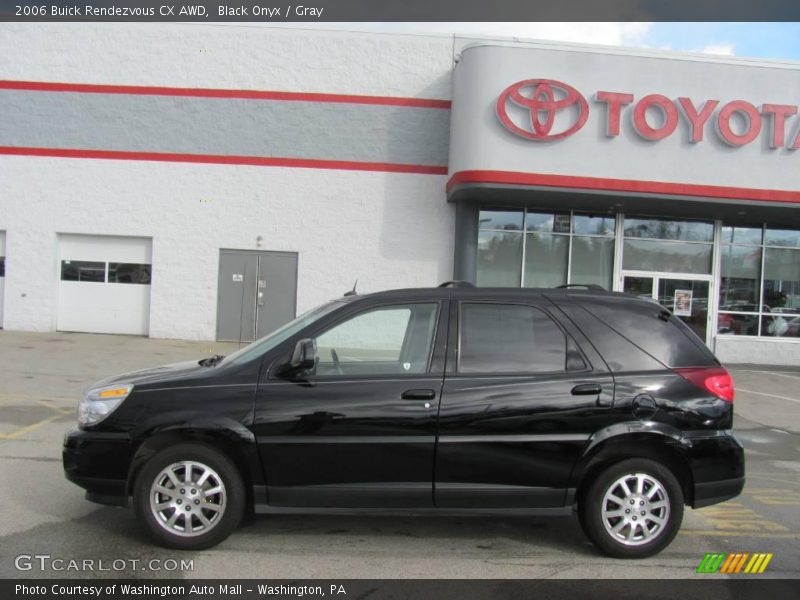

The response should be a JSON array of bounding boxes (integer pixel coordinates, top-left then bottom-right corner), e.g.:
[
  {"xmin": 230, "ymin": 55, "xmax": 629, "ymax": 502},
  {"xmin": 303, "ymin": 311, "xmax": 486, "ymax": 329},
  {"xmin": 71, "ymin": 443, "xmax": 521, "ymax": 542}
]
[
  {"xmin": 435, "ymin": 299, "xmax": 614, "ymax": 508},
  {"xmin": 253, "ymin": 300, "xmax": 447, "ymax": 508}
]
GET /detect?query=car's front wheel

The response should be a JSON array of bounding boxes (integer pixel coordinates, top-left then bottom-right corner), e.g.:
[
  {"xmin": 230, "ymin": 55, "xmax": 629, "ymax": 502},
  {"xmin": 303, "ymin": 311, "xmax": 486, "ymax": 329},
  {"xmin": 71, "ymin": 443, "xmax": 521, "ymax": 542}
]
[
  {"xmin": 133, "ymin": 442, "xmax": 245, "ymax": 550},
  {"xmin": 580, "ymin": 458, "xmax": 684, "ymax": 558}
]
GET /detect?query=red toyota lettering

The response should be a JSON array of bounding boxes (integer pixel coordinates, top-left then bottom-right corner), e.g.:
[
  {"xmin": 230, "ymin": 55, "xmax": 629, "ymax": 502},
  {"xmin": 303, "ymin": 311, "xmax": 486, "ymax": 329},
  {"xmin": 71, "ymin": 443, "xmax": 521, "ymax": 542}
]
[
  {"xmin": 717, "ymin": 101, "xmax": 762, "ymax": 146},
  {"xmin": 497, "ymin": 79, "xmax": 798, "ymax": 149},
  {"xmin": 595, "ymin": 91, "xmax": 634, "ymax": 137},
  {"xmin": 633, "ymin": 95, "xmax": 679, "ymax": 141},
  {"xmin": 678, "ymin": 98, "xmax": 719, "ymax": 143},
  {"xmin": 761, "ymin": 104, "xmax": 798, "ymax": 149}
]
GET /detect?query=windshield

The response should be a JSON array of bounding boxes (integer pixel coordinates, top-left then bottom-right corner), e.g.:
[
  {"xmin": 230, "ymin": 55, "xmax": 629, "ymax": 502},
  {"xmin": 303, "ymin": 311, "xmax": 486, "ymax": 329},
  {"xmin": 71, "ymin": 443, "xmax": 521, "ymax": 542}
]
[{"xmin": 220, "ymin": 300, "xmax": 344, "ymax": 366}]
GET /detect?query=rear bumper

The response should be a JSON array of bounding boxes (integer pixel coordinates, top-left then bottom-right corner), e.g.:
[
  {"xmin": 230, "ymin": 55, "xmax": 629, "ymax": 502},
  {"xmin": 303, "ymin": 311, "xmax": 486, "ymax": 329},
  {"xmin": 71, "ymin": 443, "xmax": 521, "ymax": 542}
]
[
  {"xmin": 685, "ymin": 432, "xmax": 745, "ymax": 508},
  {"xmin": 693, "ymin": 476, "xmax": 745, "ymax": 508},
  {"xmin": 62, "ymin": 426, "xmax": 132, "ymax": 505}
]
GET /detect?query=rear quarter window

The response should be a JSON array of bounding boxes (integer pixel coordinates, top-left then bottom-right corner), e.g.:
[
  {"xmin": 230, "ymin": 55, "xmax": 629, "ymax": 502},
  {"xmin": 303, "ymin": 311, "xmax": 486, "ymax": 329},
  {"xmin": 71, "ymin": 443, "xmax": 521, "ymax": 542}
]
[{"xmin": 575, "ymin": 295, "xmax": 716, "ymax": 368}]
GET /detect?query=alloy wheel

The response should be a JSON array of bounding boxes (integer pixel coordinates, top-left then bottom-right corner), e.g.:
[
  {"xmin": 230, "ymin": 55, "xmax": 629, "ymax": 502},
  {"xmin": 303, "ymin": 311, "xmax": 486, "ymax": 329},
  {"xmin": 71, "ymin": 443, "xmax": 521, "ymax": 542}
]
[
  {"xmin": 149, "ymin": 460, "xmax": 227, "ymax": 538},
  {"xmin": 600, "ymin": 472, "xmax": 671, "ymax": 546}
]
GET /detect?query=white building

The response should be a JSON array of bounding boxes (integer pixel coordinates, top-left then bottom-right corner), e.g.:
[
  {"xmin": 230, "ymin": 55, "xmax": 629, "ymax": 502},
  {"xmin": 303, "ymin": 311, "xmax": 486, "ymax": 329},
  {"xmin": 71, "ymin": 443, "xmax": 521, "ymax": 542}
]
[{"xmin": 1, "ymin": 24, "xmax": 799, "ymax": 364}]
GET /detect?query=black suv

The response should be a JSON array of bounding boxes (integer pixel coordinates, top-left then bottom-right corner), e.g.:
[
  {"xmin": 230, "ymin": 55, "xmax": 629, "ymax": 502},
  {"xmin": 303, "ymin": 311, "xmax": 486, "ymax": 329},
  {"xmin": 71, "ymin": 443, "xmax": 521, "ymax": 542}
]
[{"xmin": 63, "ymin": 286, "xmax": 744, "ymax": 558}]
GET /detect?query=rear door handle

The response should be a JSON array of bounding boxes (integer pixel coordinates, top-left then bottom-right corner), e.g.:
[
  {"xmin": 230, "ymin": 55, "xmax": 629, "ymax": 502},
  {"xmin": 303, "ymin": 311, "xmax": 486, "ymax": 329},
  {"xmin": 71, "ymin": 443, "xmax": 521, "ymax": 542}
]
[
  {"xmin": 571, "ymin": 383, "xmax": 602, "ymax": 396},
  {"xmin": 401, "ymin": 389, "xmax": 436, "ymax": 401}
]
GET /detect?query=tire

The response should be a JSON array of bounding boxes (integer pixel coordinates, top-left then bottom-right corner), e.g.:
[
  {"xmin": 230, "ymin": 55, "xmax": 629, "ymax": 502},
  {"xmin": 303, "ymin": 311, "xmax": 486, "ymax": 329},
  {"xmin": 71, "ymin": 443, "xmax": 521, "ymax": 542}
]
[
  {"xmin": 133, "ymin": 442, "xmax": 245, "ymax": 550},
  {"xmin": 579, "ymin": 458, "xmax": 684, "ymax": 558}
]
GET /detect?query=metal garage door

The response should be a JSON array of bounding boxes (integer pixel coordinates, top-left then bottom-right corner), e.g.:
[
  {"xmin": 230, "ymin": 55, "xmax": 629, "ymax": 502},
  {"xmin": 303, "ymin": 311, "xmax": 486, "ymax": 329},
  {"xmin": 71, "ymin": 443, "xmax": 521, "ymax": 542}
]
[{"xmin": 57, "ymin": 234, "xmax": 152, "ymax": 335}]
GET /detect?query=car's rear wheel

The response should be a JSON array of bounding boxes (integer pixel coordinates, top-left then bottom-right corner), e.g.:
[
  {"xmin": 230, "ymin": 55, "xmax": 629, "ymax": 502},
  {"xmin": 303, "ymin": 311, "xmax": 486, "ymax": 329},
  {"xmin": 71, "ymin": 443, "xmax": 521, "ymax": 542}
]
[
  {"xmin": 580, "ymin": 458, "xmax": 683, "ymax": 558},
  {"xmin": 133, "ymin": 442, "xmax": 245, "ymax": 550}
]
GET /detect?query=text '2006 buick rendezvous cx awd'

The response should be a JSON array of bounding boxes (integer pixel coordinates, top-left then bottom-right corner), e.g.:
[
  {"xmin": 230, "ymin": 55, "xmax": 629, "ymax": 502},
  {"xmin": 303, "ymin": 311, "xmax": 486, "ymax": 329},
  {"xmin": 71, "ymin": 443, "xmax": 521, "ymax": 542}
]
[{"xmin": 63, "ymin": 284, "xmax": 744, "ymax": 558}]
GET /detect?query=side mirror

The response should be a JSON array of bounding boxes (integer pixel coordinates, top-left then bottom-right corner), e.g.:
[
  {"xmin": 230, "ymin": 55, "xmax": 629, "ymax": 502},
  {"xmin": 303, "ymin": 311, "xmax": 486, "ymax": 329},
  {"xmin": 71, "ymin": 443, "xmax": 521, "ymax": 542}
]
[{"xmin": 281, "ymin": 338, "xmax": 316, "ymax": 376}]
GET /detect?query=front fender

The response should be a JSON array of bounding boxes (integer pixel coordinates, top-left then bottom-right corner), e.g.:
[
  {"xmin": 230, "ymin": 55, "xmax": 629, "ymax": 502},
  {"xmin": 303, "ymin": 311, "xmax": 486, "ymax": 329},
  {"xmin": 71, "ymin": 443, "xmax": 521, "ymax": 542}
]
[{"xmin": 127, "ymin": 416, "xmax": 265, "ymax": 495}]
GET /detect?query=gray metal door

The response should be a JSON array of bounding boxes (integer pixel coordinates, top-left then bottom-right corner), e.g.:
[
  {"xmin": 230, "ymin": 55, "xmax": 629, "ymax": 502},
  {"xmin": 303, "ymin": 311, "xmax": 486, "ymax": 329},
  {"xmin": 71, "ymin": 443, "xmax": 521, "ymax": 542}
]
[
  {"xmin": 217, "ymin": 250, "xmax": 297, "ymax": 342},
  {"xmin": 254, "ymin": 251, "xmax": 297, "ymax": 339}
]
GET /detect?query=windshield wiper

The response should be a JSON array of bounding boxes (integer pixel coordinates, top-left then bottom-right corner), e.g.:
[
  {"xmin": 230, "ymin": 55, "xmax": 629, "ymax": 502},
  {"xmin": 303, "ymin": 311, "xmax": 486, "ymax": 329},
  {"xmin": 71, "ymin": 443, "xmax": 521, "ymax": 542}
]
[{"xmin": 199, "ymin": 354, "xmax": 225, "ymax": 367}]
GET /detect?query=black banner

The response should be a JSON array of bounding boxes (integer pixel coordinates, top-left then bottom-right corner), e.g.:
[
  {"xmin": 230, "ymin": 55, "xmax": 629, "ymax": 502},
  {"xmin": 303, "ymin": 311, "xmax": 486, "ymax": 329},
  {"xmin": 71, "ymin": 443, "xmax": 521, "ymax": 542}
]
[
  {"xmin": 1, "ymin": 0, "xmax": 800, "ymax": 22},
  {"xmin": 3, "ymin": 579, "xmax": 800, "ymax": 600}
]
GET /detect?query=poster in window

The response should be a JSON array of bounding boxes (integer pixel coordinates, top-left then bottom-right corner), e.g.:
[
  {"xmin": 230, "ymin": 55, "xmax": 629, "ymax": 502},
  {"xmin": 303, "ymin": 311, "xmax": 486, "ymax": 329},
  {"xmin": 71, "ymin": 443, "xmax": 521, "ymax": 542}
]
[{"xmin": 674, "ymin": 290, "xmax": 692, "ymax": 317}]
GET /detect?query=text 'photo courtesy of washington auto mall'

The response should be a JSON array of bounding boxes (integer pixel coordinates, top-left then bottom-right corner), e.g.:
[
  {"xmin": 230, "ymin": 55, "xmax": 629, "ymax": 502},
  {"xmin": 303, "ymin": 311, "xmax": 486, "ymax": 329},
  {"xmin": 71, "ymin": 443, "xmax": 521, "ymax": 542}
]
[{"xmin": 0, "ymin": 12, "xmax": 799, "ymax": 597}]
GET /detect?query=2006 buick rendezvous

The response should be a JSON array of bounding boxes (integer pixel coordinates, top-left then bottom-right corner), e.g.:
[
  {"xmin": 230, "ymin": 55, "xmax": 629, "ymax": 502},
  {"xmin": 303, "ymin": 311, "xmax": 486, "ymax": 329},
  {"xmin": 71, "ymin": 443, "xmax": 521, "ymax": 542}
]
[{"xmin": 63, "ymin": 284, "xmax": 744, "ymax": 558}]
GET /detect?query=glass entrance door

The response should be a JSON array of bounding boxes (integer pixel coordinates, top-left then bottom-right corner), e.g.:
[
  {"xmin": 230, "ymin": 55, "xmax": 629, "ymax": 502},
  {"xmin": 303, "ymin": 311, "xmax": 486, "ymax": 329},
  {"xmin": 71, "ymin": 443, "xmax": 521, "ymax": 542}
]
[{"xmin": 623, "ymin": 274, "xmax": 712, "ymax": 345}]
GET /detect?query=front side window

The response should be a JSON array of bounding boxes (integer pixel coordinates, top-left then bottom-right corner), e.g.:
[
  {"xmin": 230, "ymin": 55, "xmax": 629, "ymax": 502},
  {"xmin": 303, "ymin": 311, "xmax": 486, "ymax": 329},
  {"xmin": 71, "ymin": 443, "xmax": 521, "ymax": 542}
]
[
  {"xmin": 458, "ymin": 303, "xmax": 567, "ymax": 374},
  {"xmin": 315, "ymin": 303, "xmax": 438, "ymax": 376}
]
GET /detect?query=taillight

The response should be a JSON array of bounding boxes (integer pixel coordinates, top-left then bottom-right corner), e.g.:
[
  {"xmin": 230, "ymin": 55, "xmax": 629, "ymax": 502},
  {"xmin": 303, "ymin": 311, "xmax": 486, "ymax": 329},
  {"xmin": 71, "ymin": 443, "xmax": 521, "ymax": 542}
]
[{"xmin": 674, "ymin": 367, "xmax": 735, "ymax": 403}]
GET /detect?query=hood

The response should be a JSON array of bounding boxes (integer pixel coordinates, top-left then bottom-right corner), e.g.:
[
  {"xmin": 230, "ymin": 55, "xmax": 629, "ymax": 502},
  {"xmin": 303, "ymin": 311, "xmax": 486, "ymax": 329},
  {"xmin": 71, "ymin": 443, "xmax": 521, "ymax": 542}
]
[{"xmin": 90, "ymin": 359, "xmax": 212, "ymax": 390}]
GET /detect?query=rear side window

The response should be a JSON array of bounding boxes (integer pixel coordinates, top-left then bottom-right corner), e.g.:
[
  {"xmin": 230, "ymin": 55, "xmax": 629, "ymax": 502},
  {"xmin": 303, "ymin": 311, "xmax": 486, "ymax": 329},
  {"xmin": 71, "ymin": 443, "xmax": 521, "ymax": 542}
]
[
  {"xmin": 577, "ymin": 296, "xmax": 716, "ymax": 368},
  {"xmin": 459, "ymin": 303, "xmax": 566, "ymax": 374}
]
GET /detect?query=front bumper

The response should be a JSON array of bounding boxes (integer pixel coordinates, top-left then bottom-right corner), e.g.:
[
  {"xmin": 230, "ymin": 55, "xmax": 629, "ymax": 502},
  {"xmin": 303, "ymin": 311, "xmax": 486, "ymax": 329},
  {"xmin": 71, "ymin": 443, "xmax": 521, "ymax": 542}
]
[{"xmin": 62, "ymin": 426, "xmax": 133, "ymax": 506}]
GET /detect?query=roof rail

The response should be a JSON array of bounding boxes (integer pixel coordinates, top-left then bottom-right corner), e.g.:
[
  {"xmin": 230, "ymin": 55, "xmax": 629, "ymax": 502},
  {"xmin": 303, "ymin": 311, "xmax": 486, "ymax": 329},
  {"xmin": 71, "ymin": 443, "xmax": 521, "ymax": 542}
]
[
  {"xmin": 438, "ymin": 280, "xmax": 476, "ymax": 288},
  {"xmin": 555, "ymin": 284, "xmax": 606, "ymax": 290}
]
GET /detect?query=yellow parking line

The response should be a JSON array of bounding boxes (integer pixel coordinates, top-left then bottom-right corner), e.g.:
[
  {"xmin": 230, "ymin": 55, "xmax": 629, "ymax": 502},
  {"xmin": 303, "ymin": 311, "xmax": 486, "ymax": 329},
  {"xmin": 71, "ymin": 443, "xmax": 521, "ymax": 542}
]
[
  {"xmin": 0, "ymin": 391, "xmax": 75, "ymax": 401},
  {"xmin": 0, "ymin": 397, "xmax": 75, "ymax": 410},
  {"xmin": 36, "ymin": 399, "xmax": 74, "ymax": 415},
  {"xmin": 0, "ymin": 414, "xmax": 64, "ymax": 441}
]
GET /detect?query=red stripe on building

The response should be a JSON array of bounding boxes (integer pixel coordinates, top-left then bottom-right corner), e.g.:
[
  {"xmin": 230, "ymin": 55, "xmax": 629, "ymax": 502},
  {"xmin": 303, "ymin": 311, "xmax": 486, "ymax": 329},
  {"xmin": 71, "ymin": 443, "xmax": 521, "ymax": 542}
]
[
  {"xmin": 0, "ymin": 146, "xmax": 448, "ymax": 175},
  {"xmin": 446, "ymin": 170, "xmax": 800, "ymax": 204},
  {"xmin": 0, "ymin": 80, "xmax": 452, "ymax": 109}
]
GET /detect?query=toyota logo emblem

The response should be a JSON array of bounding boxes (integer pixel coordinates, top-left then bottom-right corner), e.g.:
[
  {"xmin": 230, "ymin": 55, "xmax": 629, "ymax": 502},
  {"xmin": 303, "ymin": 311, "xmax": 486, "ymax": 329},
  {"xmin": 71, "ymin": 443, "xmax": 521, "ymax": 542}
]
[{"xmin": 496, "ymin": 79, "xmax": 589, "ymax": 141}]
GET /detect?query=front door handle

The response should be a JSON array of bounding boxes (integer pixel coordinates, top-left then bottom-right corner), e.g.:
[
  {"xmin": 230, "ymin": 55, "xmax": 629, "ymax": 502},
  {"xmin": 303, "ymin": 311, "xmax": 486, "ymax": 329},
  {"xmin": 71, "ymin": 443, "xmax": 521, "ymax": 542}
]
[
  {"xmin": 401, "ymin": 389, "xmax": 436, "ymax": 401},
  {"xmin": 571, "ymin": 383, "xmax": 602, "ymax": 396}
]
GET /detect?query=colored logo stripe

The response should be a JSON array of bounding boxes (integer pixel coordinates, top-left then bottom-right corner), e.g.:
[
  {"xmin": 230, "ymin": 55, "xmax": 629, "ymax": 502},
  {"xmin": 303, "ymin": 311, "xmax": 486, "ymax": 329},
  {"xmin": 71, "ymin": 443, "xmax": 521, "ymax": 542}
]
[
  {"xmin": 744, "ymin": 553, "xmax": 773, "ymax": 574},
  {"xmin": 697, "ymin": 553, "xmax": 727, "ymax": 573},
  {"xmin": 697, "ymin": 552, "xmax": 773, "ymax": 574},
  {"xmin": 719, "ymin": 553, "xmax": 749, "ymax": 573}
]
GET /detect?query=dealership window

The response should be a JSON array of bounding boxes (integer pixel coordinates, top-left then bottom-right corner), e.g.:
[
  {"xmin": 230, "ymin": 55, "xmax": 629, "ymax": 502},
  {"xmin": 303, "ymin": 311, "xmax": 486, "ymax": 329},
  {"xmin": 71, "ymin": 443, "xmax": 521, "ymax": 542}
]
[
  {"xmin": 0, "ymin": 256, "xmax": 4, "ymax": 277},
  {"xmin": 477, "ymin": 209, "xmax": 615, "ymax": 289},
  {"xmin": 718, "ymin": 225, "xmax": 800, "ymax": 338},
  {"xmin": 622, "ymin": 217, "xmax": 714, "ymax": 274}
]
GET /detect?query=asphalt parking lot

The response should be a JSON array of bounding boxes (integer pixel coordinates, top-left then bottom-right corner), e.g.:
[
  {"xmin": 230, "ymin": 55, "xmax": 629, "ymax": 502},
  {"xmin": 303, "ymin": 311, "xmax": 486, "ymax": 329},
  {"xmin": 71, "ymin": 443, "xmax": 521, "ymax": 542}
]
[{"xmin": 0, "ymin": 330, "xmax": 798, "ymax": 579}]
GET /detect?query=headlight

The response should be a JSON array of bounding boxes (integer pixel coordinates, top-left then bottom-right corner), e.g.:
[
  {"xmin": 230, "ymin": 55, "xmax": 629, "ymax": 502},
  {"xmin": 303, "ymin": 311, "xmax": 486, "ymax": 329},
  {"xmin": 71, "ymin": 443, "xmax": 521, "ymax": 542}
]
[{"xmin": 78, "ymin": 383, "xmax": 133, "ymax": 426}]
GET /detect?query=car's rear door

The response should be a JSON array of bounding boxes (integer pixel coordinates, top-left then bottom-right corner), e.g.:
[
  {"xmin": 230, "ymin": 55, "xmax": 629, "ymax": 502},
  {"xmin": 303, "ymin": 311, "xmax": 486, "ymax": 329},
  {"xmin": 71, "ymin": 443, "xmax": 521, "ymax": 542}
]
[{"xmin": 434, "ymin": 296, "xmax": 614, "ymax": 508}]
